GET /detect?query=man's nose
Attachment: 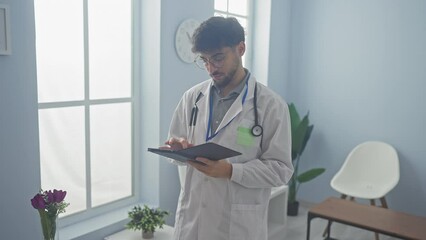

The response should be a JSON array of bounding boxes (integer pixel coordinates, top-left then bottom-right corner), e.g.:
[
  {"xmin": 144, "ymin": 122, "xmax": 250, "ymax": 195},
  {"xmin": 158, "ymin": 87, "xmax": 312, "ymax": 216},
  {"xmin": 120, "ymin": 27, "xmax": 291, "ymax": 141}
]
[{"xmin": 205, "ymin": 62, "xmax": 218, "ymax": 72}]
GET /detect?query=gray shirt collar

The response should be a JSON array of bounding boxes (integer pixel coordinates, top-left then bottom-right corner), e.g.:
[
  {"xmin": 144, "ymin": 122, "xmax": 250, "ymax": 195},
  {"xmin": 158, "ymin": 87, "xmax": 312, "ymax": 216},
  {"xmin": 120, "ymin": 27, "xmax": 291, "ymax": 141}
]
[{"xmin": 212, "ymin": 69, "xmax": 250, "ymax": 98}]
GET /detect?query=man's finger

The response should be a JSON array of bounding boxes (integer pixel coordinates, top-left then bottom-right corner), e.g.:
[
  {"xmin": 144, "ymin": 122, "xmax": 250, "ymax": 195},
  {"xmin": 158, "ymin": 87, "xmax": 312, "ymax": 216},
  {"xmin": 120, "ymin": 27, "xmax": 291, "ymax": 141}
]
[{"xmin": 195, "ymin": 157, "xmax": 211, "ymax": 165}]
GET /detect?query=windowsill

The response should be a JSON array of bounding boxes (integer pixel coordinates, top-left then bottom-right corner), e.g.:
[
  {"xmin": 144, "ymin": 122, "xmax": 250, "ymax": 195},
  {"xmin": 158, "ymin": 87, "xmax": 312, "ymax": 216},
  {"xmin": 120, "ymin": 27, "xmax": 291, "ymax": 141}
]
[
  {"xmin": 104, "ymin": 225, "xmax": 174, "ymax": 240},
  {"xmin": 58, "ymin": 204, "xmax": 133, "ymax": 240}
]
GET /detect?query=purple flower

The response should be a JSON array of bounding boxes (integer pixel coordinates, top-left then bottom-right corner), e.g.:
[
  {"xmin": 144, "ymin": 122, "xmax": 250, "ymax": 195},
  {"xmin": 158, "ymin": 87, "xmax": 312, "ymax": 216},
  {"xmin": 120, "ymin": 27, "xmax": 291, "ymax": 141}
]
[
  {"xmin": 46, "ymin": 189, "xmax": 67, "ymax": 203},
  {"xmin": 31, "ymin": 193, "xmax": 46, "ymax": 209},
  {"xmin": 31, "ymin": 188, "xmax": 69, "ymax": 218}
]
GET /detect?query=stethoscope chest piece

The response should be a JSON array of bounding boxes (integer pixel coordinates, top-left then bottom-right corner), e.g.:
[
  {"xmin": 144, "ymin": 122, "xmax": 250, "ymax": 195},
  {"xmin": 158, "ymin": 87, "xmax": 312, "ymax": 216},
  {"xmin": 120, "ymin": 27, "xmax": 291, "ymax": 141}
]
[
  {"xmin": 251, "ymin": 82, "xmax": 263, "ymax": 137},
  {"xmin": 251, "ymin": 124, "xmax": 263, "ymax": 137}
]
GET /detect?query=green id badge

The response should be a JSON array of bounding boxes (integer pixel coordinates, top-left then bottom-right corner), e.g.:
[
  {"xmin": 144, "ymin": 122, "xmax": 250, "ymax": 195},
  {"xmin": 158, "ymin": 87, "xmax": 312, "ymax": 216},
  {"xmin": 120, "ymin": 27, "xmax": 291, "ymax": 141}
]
[{"xmin": 237, "ymin": 127, "xmax": 254, "ymax": 146}]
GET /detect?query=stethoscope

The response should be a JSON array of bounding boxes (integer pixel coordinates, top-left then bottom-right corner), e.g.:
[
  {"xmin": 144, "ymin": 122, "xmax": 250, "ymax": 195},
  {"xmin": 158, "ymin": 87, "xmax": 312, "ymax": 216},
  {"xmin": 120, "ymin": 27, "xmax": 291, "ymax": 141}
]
[
  {"xmin": 189, "ymin": 92, "xmax": 203, "ymax": 127},
  {"xmin": 189, "ymin": 79, "xmax": 263, "ymax": 139},
  {"xmin": 251, "ymin": 83, "xmax": 263, "ymax": 137}
]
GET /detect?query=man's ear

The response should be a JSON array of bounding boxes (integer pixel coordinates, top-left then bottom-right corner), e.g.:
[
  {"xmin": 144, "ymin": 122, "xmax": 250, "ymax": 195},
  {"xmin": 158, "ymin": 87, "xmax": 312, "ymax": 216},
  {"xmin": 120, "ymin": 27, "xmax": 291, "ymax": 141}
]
[{"xmin": 237, "ymin": 41, "xmax": 246, "ymax": 56}]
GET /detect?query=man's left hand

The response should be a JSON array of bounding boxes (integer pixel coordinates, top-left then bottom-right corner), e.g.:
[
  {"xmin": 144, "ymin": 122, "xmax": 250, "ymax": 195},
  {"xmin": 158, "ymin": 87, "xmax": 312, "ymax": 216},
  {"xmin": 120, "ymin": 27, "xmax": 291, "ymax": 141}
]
[{"xmin": 188, "ymin": 158, "xmax": 232, "ymax": 179}]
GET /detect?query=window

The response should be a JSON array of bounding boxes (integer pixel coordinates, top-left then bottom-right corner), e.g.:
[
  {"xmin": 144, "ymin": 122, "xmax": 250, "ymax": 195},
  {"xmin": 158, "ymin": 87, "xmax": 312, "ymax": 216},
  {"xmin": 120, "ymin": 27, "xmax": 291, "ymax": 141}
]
[
  {"xmin": 34, "ymin": 0, "xmax": 136, "ymax": 218},
  {"xmin": 214, "ymin": 0, "xmax": 252, "ymax": 68}
]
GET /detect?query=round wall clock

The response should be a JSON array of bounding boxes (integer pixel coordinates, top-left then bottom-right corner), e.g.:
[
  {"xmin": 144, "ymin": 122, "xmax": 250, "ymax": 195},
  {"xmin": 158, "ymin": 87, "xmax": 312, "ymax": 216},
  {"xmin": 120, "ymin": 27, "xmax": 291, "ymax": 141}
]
[{"xmin": 175, "ymin": 19, "xmax": 200, "ymax": 63}]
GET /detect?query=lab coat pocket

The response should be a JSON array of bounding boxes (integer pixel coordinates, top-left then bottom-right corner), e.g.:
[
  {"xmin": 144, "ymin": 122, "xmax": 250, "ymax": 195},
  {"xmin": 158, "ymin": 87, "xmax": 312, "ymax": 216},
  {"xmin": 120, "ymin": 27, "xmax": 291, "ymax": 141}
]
[
  {"xmin": 234, "ymin": 119, "xmax": 262, "ymax": 159},
  {"xmin": 229, "ymin": 204, "xmax": 263, "ymax": 240},
  {"xmin": 237, "ymin": 119, "xmax": 256, "ymax": 146}
]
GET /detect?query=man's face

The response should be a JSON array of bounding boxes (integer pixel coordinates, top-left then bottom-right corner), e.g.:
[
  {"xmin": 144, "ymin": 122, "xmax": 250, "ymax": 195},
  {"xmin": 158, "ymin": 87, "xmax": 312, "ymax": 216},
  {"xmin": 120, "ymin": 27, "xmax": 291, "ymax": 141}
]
[{"xmin": 198, "ymin": 44, "xmax": 243, "ymax": 89}]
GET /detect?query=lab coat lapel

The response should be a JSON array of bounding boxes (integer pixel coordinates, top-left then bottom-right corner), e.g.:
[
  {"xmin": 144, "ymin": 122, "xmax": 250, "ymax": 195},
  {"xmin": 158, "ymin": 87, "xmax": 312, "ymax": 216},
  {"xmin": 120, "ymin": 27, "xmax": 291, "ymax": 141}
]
[
  {"xmin": 194, "ymin": 83, "xmax": 210, "ymax": 141},
  {"xmin": 214, "ymin": 77, "xmax": 256, "ymax": 134}
]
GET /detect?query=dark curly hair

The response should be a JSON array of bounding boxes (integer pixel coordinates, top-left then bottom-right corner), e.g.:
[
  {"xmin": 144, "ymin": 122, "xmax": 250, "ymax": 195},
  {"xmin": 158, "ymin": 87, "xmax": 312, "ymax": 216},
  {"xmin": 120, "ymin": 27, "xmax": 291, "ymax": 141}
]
[{"xmin": 191, "ymin": 16, "xmax": 245, "ymax": 53}]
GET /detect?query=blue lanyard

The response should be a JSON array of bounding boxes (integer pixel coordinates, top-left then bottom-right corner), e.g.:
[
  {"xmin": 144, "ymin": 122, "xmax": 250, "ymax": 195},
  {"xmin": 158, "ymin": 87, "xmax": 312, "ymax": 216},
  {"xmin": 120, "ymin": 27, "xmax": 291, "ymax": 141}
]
[{"xmin": 205, "ymin": 80, "xmax": 249, "ymax": 141}]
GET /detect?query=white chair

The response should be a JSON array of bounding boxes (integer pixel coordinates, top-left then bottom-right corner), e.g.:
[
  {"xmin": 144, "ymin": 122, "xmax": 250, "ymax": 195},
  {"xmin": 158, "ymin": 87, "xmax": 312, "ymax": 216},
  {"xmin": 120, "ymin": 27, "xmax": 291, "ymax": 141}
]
[{"xmin": 328, "ymin": 141, "xmax": 400, "ymax": 240}]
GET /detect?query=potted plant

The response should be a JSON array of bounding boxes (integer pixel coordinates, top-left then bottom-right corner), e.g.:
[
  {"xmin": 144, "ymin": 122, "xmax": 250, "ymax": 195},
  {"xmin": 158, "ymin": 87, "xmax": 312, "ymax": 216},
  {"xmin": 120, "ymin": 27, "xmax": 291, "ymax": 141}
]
[
  {"xmin": 287, "ymin": 103, "xmax": 325, "ymax": 216},
  {"xmin": 126, "ymin": 204, "xmax": 169, "ymax": 239}
]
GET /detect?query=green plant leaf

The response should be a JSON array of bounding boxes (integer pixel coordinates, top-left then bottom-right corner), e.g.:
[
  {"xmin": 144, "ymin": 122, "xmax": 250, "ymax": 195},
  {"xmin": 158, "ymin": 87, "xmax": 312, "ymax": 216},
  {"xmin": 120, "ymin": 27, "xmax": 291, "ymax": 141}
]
[
  {"xmin": 297, "ymin": 168, "xmax": 325, "ymax": 183},
  {"xmin": 300, "ymin": 124, "xmax": 314, "ymax": 155},
  {"xmin": 287, "ymin": 103, "xmax": 326, "ymax": 204},
  {"xmin": 288, "ymin": 103, "xmax": 301, "ymax": 137},
  {"xmin": 292, "ymin": 115, "xmax": 309, "ymax": 157}
]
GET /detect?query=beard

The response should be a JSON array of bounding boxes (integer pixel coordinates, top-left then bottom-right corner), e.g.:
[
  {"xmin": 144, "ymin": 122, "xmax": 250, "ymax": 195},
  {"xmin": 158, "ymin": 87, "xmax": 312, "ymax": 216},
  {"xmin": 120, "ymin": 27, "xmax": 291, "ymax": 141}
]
[{"xmin": 210, "ymin": 58, "xmax": 240, "ymax": 90}]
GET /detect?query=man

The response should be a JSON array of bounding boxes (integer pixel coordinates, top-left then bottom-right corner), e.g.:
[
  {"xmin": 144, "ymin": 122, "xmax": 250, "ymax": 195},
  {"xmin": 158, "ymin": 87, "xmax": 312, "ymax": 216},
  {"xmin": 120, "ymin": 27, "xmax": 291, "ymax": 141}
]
[{"xmin": 165, "ymin": 16, "xmax": 293, "ymax": 240}]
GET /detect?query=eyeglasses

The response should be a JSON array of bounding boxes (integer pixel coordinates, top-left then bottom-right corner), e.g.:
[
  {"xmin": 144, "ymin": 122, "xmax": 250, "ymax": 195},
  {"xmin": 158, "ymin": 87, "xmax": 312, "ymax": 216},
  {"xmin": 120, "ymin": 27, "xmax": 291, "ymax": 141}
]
[{"xmin": 194, "ymin": 52, "xmax": 227, "ymax": 70}]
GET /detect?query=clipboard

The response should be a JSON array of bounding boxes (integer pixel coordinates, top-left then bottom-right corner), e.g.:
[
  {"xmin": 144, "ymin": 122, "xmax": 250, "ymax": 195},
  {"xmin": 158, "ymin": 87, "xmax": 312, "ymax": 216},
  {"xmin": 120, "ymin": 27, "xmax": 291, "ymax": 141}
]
[{"xmin": 148, "ymin": 142, "xmax": 241, "ymax": 163}]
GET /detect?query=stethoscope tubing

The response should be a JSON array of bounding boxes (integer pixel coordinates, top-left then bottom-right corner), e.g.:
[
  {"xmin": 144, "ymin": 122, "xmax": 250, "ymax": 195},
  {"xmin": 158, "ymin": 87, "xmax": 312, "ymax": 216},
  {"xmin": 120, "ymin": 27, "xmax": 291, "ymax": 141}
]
[
  {"xmin": 189, "ymin": 77, "xmax": 263, "ymax": 141},
  {"xmin": 251, "ymin": 83, "xmax": 263, "ymax": 137},
  {"xmin": 189, "ymin": 92, "xmax": 204, "ymax": 126}
]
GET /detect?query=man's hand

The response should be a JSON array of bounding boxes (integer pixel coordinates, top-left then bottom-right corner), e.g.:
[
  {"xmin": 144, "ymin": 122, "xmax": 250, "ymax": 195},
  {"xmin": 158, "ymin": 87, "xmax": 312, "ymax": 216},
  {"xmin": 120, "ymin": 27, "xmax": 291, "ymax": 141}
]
[
  {"xmin": 162, "ymin": 137, "xmax": 193, "ymax": 150},
  {"xmin": 188, "ymin": 158, "xmax": 233, "ymax": 179}
]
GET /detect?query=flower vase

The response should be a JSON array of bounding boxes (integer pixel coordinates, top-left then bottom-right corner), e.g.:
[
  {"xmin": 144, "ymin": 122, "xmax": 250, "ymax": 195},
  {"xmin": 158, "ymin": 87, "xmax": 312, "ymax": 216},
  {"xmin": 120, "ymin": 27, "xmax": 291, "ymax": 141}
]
[
  {"xmin": 142, "ymin": 231, "xmax": 154, "ymax": 239},
  {"xmin": 38, "ymin": 209, "xmax": 58, "ymax": 240}
]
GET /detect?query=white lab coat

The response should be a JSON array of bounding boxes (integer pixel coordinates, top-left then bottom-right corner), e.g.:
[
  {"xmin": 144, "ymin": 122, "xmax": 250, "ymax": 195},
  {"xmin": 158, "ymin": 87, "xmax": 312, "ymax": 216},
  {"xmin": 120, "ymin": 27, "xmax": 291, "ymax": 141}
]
[{"xmin": 168, "ymin": 75, "xmax": 293, "ymax": 240}]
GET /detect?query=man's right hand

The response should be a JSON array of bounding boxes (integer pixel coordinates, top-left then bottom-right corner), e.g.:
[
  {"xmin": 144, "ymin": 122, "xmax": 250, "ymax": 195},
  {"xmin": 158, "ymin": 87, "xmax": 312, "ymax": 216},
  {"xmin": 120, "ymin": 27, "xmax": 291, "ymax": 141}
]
[{"xmin": 162, "ymin": 137, "xmax": 193, "ymax": 150}]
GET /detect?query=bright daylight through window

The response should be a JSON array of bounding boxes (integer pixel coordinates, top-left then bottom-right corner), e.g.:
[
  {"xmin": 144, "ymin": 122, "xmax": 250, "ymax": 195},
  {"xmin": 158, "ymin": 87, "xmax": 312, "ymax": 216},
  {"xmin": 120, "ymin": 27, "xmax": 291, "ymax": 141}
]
[
  {"xmin": 34, "ymin": 0, "xmax": 134, "ymax": 217},
  {"xmin": 214, "ymin": 0, "xmax": 251, "ymax": 66}
]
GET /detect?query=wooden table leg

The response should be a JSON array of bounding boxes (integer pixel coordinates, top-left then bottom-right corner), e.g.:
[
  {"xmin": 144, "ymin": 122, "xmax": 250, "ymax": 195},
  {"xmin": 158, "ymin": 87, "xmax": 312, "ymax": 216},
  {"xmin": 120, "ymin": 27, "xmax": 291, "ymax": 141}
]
[
  {"xmin": 306, "ymin": 212, "xmax": 313, "ymax": 240},
  {"xmin": 326, "ymin": 220, "xmax": 332, "ymax": 239}
]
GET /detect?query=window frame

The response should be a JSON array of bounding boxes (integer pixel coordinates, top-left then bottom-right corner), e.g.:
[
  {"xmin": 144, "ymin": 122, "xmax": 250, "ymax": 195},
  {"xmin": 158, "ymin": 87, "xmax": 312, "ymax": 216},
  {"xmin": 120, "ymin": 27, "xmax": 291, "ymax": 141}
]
[
  {"xmin": 214, "ymin": 0, "xmax": 254, "ymax": 70},
  {"xmin": 35, "ymin": 0, "xmax": 141, "ymax": 229}
]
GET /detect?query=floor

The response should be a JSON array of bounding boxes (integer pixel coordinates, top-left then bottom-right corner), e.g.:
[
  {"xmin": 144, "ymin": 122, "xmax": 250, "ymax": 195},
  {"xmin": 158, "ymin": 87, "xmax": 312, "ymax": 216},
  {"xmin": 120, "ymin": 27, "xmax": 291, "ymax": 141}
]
[{"xmin": 283, "ymin": 201, "xmax": 404, "ymax": 240}]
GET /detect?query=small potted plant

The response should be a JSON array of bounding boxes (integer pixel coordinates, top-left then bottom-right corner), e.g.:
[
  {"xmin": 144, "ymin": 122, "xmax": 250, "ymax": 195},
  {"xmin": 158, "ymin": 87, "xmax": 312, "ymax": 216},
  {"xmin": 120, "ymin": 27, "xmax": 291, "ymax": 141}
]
[{"xmin": 126, "ymin": 204, "xmax": 169, "ymax": 239}]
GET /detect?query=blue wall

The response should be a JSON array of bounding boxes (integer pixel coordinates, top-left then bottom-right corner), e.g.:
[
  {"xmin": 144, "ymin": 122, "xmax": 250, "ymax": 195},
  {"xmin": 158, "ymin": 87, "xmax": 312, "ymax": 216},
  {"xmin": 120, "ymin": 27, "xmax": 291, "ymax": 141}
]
[
  {"xmin": 0, "ymin": 0, "xmax": 41, "ymax": 239},
  {"xmin": 287, "ymin": 0, "xmax": 426, "ymax": 217},
  {"xmin": 157, "ymin": 0, "xmax": 214, "ymax": 226}
]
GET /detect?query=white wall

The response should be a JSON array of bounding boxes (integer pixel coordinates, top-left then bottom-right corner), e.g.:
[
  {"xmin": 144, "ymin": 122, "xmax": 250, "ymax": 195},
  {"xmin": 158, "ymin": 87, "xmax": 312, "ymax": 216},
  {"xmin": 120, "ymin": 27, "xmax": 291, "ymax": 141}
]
[{"xmin": 287, "ymin": 0, "xmax": 426, "ymax": 217}]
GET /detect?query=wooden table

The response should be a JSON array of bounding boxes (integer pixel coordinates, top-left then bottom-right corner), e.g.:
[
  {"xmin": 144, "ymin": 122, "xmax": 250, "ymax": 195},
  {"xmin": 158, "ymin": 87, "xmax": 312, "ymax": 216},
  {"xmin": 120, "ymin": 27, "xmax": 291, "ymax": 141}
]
[{"xmin": 307, "ymin": 197, "xmax": 426, "ymax": 240}]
